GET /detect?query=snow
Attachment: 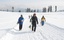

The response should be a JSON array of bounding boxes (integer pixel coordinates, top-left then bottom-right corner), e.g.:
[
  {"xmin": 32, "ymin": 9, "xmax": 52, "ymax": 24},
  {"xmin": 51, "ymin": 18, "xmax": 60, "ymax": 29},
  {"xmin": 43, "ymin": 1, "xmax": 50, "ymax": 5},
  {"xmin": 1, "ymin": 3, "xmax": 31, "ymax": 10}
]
[{"xmin": 0, "ymin": 11, "xmax": 64, "ymax": 40}]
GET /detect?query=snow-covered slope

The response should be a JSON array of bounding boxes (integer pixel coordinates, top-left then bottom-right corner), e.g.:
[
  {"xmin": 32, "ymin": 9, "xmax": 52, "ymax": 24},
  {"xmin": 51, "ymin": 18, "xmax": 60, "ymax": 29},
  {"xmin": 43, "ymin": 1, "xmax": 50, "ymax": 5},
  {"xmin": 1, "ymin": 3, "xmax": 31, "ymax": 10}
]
[{"xmin": 0, "ymin": 11, "xmax": 64, "ymax": 40}]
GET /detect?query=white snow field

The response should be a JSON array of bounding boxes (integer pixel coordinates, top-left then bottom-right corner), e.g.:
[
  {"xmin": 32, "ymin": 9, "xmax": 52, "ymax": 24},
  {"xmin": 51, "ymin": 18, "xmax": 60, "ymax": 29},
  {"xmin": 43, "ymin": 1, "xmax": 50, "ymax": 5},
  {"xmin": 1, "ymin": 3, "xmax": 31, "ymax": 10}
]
[{"xmin": 0, "ymin": 11, "xmax": 64, "ymax": 40}]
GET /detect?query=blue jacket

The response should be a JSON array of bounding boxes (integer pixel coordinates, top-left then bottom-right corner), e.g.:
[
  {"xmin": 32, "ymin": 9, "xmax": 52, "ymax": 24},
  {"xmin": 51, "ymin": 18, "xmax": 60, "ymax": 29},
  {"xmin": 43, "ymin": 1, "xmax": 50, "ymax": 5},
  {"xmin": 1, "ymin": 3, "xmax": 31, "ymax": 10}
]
[{"xmin": 18, "ymin": 17, "xmax": 24, "ymax": 25}]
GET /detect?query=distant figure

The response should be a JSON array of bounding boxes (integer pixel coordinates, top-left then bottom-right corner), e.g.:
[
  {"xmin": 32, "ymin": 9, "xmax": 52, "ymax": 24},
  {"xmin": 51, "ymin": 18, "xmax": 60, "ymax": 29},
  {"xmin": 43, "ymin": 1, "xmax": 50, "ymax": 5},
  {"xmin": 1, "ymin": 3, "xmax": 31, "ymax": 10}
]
[
  {"xmin": 29, "ymin": 15, "xmax": 32, "ymax": 28},
  {"xmin": 30, "ymin": 13, "xmax": 38, "ymax": 32},
  {"xmin": 29, "ymin": 15, "xmax": 30, "ymax": 19},
  {"xmin": 29, "ymin": 15, "xmax": 32, "ymax": 19},
  {"xmin": 41, "ymin": 16, "xmax": 46, "ymax": 26},
  {"xmin": 17, "ymin": 15, "xmax": 24, "ymax": 31}
]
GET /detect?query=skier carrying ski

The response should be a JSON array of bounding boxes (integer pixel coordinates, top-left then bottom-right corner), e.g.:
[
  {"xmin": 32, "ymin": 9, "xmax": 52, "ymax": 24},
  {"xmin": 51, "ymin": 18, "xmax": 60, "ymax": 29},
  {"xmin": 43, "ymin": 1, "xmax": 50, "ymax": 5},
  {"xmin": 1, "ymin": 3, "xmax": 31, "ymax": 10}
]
[
  {"xmin": 17, "ymin": 15, "xmax": 24, "ymax": 31},
  {"xmin": 30, "ymin": 13, "xmax": 38, "ymax": 32},
  {"xmin": 29, "ymin": 15, "xmax": 32, "ymax": 28},
  {"xmin": 41, "ymin": 16, "xmax": 46, "ymax": 26}
]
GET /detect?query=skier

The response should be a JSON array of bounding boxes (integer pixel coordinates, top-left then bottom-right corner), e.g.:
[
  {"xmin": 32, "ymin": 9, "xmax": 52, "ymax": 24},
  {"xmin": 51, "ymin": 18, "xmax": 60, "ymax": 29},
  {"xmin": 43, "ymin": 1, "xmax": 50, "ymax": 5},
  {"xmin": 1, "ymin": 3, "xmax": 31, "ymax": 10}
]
[
  {"xmin": 30, "ymin": 13, "xmax": 38, "ymax": 32},
  {"xmin": 17, "ymin": 15, "xmax": 24, "ymax": 31},
  {"xmin": 41, "ymin": 16, "xmax": 46, "ymax": 26},
  {"xmin": 29, "ymin": 15, "xmax": 30, "ymax": 19},
  {"xmin": 29, "ymin": 15, "xmax": 32, "ymax": 28},
  {"xmin": 29, "ymin": 15, "xmax": 32, "ymax": 19}
]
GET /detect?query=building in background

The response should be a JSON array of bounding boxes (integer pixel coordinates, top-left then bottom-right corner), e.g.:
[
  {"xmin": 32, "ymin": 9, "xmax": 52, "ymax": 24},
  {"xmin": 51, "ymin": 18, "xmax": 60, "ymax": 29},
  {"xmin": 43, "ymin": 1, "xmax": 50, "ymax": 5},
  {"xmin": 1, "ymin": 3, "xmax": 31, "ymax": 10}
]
[
  {"xmin": 26, "ymin": 8, "xmax": 31, "ymax": 12},
  {"xmin": 12, "ymin": 7, "xmax": 14, "ymax": 12},
  {"xmin": 43, "ymin": 7, "xmax": 46, "ymax": 12},
  {"xmin": 55, "ymin": 6, "xmax": 57, "ymax": 12},
  {"xmin": 48, "ymin": 6, "xmax": 52, "ymax": 12}
]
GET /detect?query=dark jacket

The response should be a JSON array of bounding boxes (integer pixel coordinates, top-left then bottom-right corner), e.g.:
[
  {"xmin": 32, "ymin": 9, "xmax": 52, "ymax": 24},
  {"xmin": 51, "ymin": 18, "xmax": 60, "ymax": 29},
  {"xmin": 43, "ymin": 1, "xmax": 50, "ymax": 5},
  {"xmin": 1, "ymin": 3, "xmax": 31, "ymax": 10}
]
[
  {"xmin": 30, "ymin": 16, "xmax": 38, "ymax": 25},
  {"xmin": 18, "ymin": 17, "xmax": 24, "ymax": 25}
]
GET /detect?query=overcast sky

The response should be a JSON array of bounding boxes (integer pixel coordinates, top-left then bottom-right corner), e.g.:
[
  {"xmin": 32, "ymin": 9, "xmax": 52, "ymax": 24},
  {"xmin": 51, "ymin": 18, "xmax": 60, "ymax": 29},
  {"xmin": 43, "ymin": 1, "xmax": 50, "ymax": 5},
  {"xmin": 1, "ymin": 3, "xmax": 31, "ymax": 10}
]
[{"xmin": 0, "ymin": 0, "xmax": 64, "ymax": 10}]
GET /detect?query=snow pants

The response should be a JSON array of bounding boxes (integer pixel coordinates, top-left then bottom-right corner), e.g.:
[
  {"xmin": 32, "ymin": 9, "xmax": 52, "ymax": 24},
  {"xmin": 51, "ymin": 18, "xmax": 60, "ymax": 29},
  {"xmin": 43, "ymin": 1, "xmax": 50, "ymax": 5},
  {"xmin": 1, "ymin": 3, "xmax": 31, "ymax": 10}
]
[
  {"xmin": 19, "ymin": 24, "xmax": 22, "ymax": 30},
  {"xmin": 32, "ymin": 23, "xmax": 36, "ymax": 32},
  {"xmin": 41, "ymin": 21, "xmax": 44, "ymax": 26}
]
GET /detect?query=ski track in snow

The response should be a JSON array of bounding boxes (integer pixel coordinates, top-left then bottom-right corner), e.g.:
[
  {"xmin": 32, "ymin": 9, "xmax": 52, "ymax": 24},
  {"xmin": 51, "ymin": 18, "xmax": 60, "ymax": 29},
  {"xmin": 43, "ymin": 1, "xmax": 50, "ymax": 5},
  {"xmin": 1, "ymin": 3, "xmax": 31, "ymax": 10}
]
[{"xmin": 0, "ymin": 22, "xmax": 64, "ymax": 40}]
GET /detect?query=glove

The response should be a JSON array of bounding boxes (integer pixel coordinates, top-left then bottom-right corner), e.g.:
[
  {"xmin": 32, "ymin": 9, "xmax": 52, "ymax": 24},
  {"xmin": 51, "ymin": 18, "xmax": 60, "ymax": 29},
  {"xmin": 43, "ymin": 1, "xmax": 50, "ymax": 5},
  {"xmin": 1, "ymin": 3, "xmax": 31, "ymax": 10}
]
[{"xmin": 17, "ymin": 22, "xmax": 18, "ymax": 24}]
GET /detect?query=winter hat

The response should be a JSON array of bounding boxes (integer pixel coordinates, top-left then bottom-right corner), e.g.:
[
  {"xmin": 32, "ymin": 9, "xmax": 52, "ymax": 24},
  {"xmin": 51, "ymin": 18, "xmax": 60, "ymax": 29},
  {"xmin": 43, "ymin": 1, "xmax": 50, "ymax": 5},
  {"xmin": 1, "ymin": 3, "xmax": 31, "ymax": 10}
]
[
  {"xmin": 33, "ymin": 13, "xmax": 36, "ymax": 15},
  {"xmin": 21, "ymin": 15, "xmax": 23, "ymax": 17}
]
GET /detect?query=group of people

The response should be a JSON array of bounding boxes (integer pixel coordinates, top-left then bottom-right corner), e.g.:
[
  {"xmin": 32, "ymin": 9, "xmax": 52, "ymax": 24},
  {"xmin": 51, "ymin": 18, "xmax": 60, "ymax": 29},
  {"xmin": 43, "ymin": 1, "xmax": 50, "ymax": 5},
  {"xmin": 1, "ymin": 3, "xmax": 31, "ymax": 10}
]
[{"xmin": 17, "ymin": 13, "xmax": 46, "ymax": 32}]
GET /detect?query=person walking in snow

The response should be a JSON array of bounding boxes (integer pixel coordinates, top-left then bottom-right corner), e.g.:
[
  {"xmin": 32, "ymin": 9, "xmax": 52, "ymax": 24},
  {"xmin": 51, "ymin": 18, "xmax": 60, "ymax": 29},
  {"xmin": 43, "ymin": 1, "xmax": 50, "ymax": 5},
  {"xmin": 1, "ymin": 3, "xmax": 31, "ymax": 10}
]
[
  {"xmin": 30, "ymin": 13, "xmax": 38, "ymax": 32},
  {"xmin": 41, "ymin": 16, "xmax": 46, "ymax": 26},
  {"xmin": 17, "ymin": 15, "xmax": 24, "ymax": 31},
  {"xmin": 29, "ymin": 15, "xmax": 32, "ymax": 28},
  {"xmin": 29, "ymin": 15, "xmax": 32, "ymax": 19}
]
